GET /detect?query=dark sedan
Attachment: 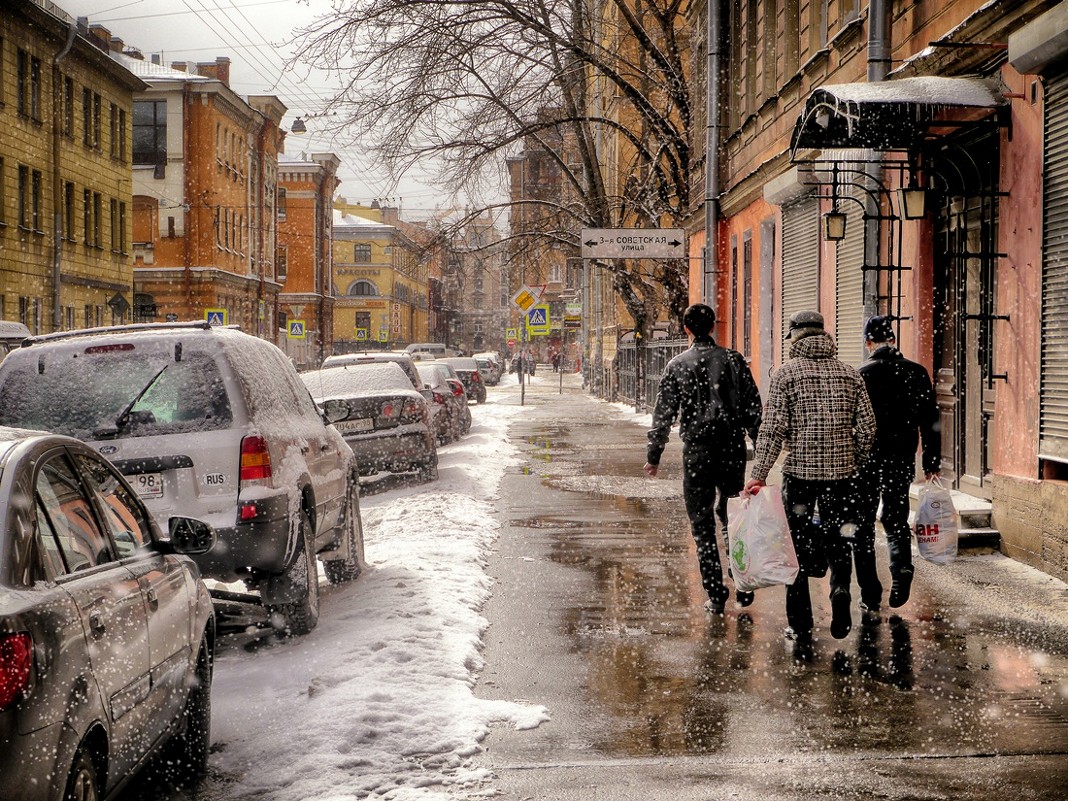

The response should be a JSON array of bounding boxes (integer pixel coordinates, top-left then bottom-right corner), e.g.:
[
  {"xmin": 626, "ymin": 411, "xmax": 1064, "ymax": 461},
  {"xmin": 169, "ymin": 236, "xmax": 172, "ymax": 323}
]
[
  {"xmin": 0, "ymin": 427, "xmax": 217, "ymax": 801},
  {"xmin": 302, "ymin": 363, "xmax": 439, "ymax": 482}
]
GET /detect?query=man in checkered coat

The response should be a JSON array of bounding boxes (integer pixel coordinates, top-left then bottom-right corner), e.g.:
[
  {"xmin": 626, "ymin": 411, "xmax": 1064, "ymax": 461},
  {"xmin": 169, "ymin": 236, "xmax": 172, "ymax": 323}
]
[{"xmin": 744, "ymin": 310, "xmax": 876, "ymax": 647}]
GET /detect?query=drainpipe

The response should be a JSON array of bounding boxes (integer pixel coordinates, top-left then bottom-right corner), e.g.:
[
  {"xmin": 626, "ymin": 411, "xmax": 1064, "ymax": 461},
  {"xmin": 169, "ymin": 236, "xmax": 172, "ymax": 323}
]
[
  {"xmin": 183, "ymin": 82, "xmax": 194, "ymax": 311},
  {"xmin": 864, "ymin": 0, "xmax": 890, "ymax": 321},
  {"xmin": 52, "ymin": 23, "xmax": 77, "ymax": 332},
  {"xmin": 702, "ymin": 0, "xmax": 723, "ymax": 308}
]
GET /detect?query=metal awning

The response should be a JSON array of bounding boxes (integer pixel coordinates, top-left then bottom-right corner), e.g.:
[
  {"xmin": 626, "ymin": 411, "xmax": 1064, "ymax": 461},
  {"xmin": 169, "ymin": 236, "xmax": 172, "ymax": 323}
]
[{"xmin": 790, "ymin": 76, "xmax": 1006, "ymax": 156}]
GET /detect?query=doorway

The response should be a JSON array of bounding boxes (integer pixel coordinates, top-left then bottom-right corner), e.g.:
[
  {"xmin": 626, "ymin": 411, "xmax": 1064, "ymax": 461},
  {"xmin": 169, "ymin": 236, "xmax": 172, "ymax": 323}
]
[{"xmin": 931, "ymin": 130, "xmax": 1000, "ymax": 499}]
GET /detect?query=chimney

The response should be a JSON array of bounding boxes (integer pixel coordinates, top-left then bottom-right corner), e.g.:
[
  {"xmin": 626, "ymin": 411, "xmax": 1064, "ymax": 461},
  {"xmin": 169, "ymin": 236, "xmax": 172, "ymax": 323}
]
[
  {"xmin": 382, "ymin": 206, "xmax": 399, "ymax": 225},
  {"xmin": 88, "ymin": 25, "xmax": 111, "ymax": 53},
  {"xmin": 170, "ymin": 61, "xmax": 188, "ymax": 73},
  {"xmin": 109, "ymin": 36, "xmax": 123, "ymax": 53},
  {"xmin": 76, "ymin": 17, "xmax": 89, "ymax": 35},
  {"xmin": 197, "ymin": 57, "xmax": 231, "ymax": 87},
  {"xmin": 151, "ymin": 53, "xmax": 161, "ymax": 65}
]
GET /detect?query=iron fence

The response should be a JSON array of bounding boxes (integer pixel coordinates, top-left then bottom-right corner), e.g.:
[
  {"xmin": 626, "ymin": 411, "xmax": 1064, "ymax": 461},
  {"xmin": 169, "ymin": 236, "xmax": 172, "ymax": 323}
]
[{"xmin": 611, "ymin": 338, "xmax": 689, "ymax": 411}]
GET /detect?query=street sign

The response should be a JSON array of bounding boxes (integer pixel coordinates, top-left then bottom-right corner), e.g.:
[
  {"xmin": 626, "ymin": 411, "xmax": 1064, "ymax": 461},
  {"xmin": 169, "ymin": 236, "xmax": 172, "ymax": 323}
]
[
  {"xmin": 205, "ymin": 308, "xmax": 227, "ymax": 326},
  {"xmin": 355, "ymin": 328, "xmax": 368, "ymax": 341},
  {"xmin": 526, "ymin": 304, "xmax": 550, "ymax": 337},
  {"xmin": 580, "ymin": 228, "xmax": 686, "ymax": 259},
  {"xmin": 511, "ymin": 285, "xmax": 542, "ymax": 312},
  {"xmin": 506, "ymin": 328, "xmax": 518, "ymax": 341},
  {"xmin": 288, "ymin": 319, "xmax": 306, "ymax": 339}
]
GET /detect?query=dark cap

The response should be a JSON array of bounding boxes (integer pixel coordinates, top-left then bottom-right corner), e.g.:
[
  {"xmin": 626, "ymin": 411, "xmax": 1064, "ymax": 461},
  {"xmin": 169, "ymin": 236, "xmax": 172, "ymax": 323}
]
[
  {"xmin": 863, "ymin": 315, "xmax": 896, "ymax": 343},
  {"xmin": 785, "ymin": 310, "xmax": 824, "ymax": 341}
]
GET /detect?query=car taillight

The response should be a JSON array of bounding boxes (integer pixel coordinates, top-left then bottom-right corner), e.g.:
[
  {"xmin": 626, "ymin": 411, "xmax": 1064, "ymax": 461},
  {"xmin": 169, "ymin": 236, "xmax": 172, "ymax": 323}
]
[
  {"xmin": 471, "ymin": 372, "xmax": 482, "ymax": 383},
  {"xmin": 0, "ymin": 633, "xmax": 33, "ymax": 711},
  {"xmin": 380, "ymin": 401, "xmax": 396, "ymax": 418},
  {"xmin": 432, "ymin": 391, "xmax": 446, "ymax": 405},
  {"xmin": 450, "ymin": 383, "xmax": 464, "ymax": 398},
  {"xmin": 240, "ymin": 435, "xmax": 272, "ymax": 483},
  {"xmin": 400, "ymin": 398, "xmax": 425, "ymax": 424}
]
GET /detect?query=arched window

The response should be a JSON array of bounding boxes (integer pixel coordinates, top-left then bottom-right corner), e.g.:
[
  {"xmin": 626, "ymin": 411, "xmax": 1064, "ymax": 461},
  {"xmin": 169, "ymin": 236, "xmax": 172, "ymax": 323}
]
[{"xmin": 348, "ymin": 280, "xmax": 379, "ymax": 297}]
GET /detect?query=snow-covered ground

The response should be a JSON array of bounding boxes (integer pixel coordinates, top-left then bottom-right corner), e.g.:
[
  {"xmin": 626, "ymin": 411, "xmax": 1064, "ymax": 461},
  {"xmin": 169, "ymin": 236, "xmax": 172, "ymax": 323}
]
[{"xmin": 205, "ymin": 400, "xmax": 550, "ymax": 800}]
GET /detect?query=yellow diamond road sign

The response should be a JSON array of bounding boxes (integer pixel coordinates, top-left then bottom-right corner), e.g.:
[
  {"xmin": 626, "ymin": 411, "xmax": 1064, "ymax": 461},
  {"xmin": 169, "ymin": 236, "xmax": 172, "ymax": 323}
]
[{"xmin": 511, "ymin": 285, "xmax": 541, "ymax": 312}]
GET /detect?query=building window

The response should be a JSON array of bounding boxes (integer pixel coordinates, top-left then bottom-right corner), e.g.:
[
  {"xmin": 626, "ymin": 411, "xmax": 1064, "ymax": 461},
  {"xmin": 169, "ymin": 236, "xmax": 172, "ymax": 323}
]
[
  {"xmin": 63, "ymin": 77, "xmax": 74, "ymax": 137},
  {"xmin": 347, "ymin": 280, "xmax": 378, "ymax": 297},
  {"xmin": 17, "ymin": 166, "xmax": 41, "ymax": 232},
  {"xmin": 276, "ymin": 246, "xmax": 287, "ymax": 280},
  {"xmin": 83, "ymin": 189, "xmax": 91, "ymax": 243},
  {"xmin": 109, "ymin": 103, "xmax": 120, "ymax": 158},
  {"xmin": 277, "ymin": 187, "xmax": 287, "ymax": 220},
  {"xmin": 93, "ymin": 94, "xmax": 101, "ymax": 149},
  {"xmin": 0, "ymin": 158, "xmax": 5, "ymax": 226},
  {"xmin": 132, "ymin": 100, "xmax": 166, "ymax": 165},
  {"xmin": 92, "ymin": 192, "xmax": 102, "ymax": 248},
  {"xmin": 354, "ymin": 243, "xmax": 371, "ymax": 262},
  {"xmin": 110, "ymin": 198, "xmax": 119, "ymax": 251},
  {"xmin": 64, "ymin": 182, "xmax": 75, "ymax": 240},
  {"xmin": 17, "ymin": 166, "xmax": 28, "ymax": 229},
  {"xmin": 82, "ymin": 88, "xmax": 92, "ymax": 146},
  {"xmin": 16, "ymin": 50, "xmax": 41, "ymax": 121}
]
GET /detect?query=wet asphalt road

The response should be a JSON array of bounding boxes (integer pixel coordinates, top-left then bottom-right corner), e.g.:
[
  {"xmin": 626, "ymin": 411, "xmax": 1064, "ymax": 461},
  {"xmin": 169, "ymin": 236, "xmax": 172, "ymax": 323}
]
[{"xmin": 474, "ymin": 371, "xmax": 1068, "ymax": 800}]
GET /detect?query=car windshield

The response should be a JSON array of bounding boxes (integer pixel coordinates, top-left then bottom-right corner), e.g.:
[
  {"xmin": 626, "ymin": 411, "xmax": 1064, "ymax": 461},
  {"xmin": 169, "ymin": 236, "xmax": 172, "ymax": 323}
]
[{"xmin": 0, "ymin": 350, "xmax": 232, "ymax": 439}]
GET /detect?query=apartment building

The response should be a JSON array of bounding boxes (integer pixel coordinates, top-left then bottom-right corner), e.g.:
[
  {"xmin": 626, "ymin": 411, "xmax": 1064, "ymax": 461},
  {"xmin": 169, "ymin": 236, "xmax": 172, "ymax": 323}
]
[
  {"xmin": 277, "ymin": 153, "xmax": 339, "ymax": 368},
  {"xmin": 116, "ymin": 50, "xmax": 289, "ymax": 344},
  {"xmin": 331, "ymin": 198, "xmax": 427, "ymax": 353},
  {"xmin": 0, "ymin": 1, "xmax": 145, "ymax": 333},
  {"xmin": 705, "ymin": 0, "xmax": 1068, "ymax": 579}
]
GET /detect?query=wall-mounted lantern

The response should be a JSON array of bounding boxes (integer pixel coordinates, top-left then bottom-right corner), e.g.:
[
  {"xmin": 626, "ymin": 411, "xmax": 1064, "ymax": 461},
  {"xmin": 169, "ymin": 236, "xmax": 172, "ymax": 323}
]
[{"xmin": 823, "ymin": 211, "xmax": 847, "ymax": 241}]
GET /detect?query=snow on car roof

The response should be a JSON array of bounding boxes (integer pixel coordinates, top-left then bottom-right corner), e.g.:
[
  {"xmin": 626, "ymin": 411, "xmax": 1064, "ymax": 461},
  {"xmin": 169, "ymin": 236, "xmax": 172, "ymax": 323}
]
[{"xmin": 301, "ymin": 362, "xmax": 417, "ymax": 399}]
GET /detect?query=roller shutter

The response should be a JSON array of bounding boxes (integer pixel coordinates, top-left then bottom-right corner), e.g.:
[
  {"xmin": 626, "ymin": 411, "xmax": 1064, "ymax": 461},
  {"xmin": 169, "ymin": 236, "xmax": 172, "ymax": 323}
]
[
  {"xmin": 781, "ymin": 196, "xmax": 819, "ymax": 347},
  {"xmin": 835, "ymin": 194, "xmax": 866, "ymax": 367},
  {"xmin": 1040, "ymin": 69, "xmax": 1068, "ymax": 462}
]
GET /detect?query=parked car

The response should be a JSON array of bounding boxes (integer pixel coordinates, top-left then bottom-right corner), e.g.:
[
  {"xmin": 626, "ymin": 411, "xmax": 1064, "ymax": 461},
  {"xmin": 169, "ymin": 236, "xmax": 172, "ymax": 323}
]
[
  {"xmin": 0, "ymin": 321, "xmax": 30, "ymax": 362},
  {"xmin": 474, "ymin": 351, "xmax": 503, "ymax": 384},
  {"xmin": 475, "ymin": 357, "xmax": 498, "ymax": 386},
  {"xmin": 0, "ymin": 427, "xmax": 217, "ymax": 801},
  {"xmin": 302, "ymin": 362, "xmax": 439, "ymax": 482},
  {"xmin": 321, "ymin": 351, "xmax": 425, "ymax": 393},
  {"xmin": 417, "ymin": 363, "xmax": 468, "ymax": 443},
  {"xmin": 404, "ymin": 342, "xmax": 455, "ymax": 360},
  {"xmin": 428, "ymin": 362, "xmax": 472, "ymax": 435},
  {"xmin": 437, "ymin": 357, "xmax": 487, "ymax": 404},
  {"xmin": 0, "ymin": 322, "xmax": 365, "ymax": 637}
]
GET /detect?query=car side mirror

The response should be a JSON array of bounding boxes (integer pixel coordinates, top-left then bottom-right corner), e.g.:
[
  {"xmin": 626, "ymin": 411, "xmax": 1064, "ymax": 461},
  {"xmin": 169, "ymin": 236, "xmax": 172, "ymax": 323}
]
[
  {"xmin": 168, "ymin": 517, "xmax": 217, "ymax": 555},
  {"xmin": 321, "ymin": 398, "xmax": 350, "ymax": 424}
]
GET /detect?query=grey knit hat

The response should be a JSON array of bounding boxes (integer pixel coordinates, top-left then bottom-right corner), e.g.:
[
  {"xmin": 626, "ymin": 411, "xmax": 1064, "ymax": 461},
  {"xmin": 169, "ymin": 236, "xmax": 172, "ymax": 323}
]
[{"xmin": 786, "ymin": 310, "xmax": 825, "ymax": 341}]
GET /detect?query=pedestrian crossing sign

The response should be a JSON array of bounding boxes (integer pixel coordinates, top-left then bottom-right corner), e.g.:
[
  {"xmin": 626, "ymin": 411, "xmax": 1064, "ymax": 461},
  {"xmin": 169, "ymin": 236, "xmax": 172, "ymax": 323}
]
[
  {"xmin": 355, "ymin": 328, "xmax": 368, "ymax": 341},
  {"xmin": 288, "ymin": 319, "xmax": 306, "ymax": 339},
  {"xmin": 378, "ymin": 330, "xmax": 389, "ymax": 342},
  {"xmin": 205, "ymin": 308, "xmax": 227, "ymax": 326},
  {"xmin": 526, "ymin": 304, "xmax": 550, "ymax": 336}
]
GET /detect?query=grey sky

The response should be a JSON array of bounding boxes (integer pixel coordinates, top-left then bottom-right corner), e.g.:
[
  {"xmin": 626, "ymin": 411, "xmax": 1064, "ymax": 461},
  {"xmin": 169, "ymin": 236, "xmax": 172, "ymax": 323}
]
[{"xmin": 58, "ymin": 0, "xmax": 444, "ymax": 215}]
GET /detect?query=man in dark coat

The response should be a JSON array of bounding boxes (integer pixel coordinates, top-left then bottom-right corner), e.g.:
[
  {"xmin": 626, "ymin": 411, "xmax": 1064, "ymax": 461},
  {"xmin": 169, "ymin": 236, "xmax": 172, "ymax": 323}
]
[
  {"xmin": 853, "ymin": 315, "xmax": 941, "ymax": 612},
  {"xmin": 744, "ymin": 310, "xmax": 876, "ymax": 646},
  {"xmin": 644, "ymin": 304, "xmax": 763, "ymax": 614}
]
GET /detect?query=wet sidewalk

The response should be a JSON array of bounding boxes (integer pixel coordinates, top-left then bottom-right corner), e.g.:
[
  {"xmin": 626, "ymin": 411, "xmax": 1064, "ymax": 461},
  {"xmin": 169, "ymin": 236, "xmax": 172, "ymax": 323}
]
[{"xmin": 473, "ymin": 371, "xmax": 1068, "ymax": 800}]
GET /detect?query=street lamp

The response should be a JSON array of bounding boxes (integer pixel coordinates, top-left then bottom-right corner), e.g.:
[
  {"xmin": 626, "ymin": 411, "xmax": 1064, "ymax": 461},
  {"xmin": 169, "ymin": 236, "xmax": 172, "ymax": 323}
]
[
  {"xmin": 290, "ymin": 116, "xmax": 307, "ymax": 134},
  {"xmin": 898, "ymin": 185, "xmax": 927, "ymax": 220},
  {"xmin": 823, "ymin": 211, "xmax": 847, "ymax": 241}
]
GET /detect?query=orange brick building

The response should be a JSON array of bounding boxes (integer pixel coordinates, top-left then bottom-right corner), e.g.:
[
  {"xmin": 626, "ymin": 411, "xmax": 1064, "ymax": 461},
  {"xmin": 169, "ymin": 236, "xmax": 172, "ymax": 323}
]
[
  {"xmin": 277, "ymin": 153, "xmax": 339, "ymax": 368},
  {"xmin": 119, "ymin": 52, "xmax": 287, "ymax": 340}
]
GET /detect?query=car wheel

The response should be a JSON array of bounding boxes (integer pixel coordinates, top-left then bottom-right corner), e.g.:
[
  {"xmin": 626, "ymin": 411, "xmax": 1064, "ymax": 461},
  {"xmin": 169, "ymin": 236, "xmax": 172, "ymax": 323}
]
[
  {"xmin": 419, "ymin": 457, "xmax": 439, "ymax": 483},
  {"xmin": 64, "ymin": 748, "xmax": 100, "ymax": 801},
  {"xmin": 161, "ymin": 637, "xmax": 212, "ymax": 782},
  {"xmin": 267, "ymin": 510, "xmax": 320, "ymax": 636},
  {"xmin": 324, "ymin": 480, "xmax": 364, "ymax": 585}
]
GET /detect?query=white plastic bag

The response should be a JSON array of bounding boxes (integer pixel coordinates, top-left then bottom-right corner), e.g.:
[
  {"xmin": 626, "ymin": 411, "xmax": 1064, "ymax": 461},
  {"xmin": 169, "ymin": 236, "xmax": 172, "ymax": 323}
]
[
  {"xmin": 915, "ymin": 478, "xmax": 958, "ymax": 565},
  {"xmin": 726, "ymin": 487, "xmax": 799, "ymax": 592}
]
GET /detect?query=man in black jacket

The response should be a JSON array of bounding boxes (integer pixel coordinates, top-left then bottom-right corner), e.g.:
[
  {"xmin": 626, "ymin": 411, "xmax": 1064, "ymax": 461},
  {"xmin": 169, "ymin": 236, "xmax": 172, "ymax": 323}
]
[
  {"xmin": 854, "ymin": 316, "xmax": 941, "ymax": 612},
  {"xmin": 644, "ymin": 304, "xmax": 763, "ymax": 614}
]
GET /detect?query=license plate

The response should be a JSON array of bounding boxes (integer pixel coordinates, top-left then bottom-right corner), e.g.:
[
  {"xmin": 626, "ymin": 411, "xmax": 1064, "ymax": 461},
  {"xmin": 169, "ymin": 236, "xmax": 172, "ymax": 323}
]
[
  {"xmin": 335, "ymin": 418, "xmax": 374, "ymax": 434},
  {"xmin": 132, "ymin": 472, "xmax": 163, "ymax": 499}
]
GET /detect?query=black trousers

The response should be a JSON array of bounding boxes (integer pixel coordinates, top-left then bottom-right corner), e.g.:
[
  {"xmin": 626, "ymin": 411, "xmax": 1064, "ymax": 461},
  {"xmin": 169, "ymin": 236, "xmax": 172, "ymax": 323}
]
[
  {"xmin": 681, "ymin": 448, "xmax": 742, "ymax": 605},
  {"xmin": 854, "ymin": 457, "xmax": 916, "ymax": 595},
  {"xmin": 781, "ymin": 474, "xmax": 857, "ymax": 635}
]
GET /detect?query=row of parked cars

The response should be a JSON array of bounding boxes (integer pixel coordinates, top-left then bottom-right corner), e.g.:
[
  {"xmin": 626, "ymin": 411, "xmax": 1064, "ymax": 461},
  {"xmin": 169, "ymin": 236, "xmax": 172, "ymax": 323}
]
[{"xmin": 0, "ymin": 323, "xmax": 497, "ymax": 801}]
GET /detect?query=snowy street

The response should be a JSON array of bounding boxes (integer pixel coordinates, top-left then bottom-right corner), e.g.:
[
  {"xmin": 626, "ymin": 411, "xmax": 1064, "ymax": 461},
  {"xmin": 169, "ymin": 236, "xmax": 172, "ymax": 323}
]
[{"xmin": 126, "ymin": 371, "xmax": 1068, "ymax": 801}]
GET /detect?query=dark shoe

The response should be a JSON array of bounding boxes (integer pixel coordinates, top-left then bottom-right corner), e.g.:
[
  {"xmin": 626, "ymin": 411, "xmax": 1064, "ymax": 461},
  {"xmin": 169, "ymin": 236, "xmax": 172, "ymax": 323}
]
[
  {"xmin": 859, "ymin": 600, "xmax": 881, "ymax": 625},
  {"xmin": 783, "ymin": 626, "xmax": 812, "ymax": 643},
  {"xmin": 830, "ymin": 590, "xmax": 852, "ymax": 639},
  {"xmin": 704, "ymin": 598, "xmax": 726, "ymax": 615},
  {"xmin": 736, "ymin": 590, "xmax": 755, "ymax": 608},
  {"xmin": 889, "ymin": 570, "xmax": 914, "ymax": 608}
]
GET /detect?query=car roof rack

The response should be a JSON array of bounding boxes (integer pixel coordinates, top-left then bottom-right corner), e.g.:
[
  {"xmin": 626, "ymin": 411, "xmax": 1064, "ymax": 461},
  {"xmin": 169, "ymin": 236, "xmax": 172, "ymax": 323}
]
[{"xmin": 19, "ymin": 320, "xmax": 215, "ymax": 347}]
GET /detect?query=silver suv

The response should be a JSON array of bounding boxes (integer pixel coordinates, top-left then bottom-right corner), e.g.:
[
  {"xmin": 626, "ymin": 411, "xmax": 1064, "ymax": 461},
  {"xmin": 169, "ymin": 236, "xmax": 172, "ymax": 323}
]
[{"xmin": 0, "ymin": 322, "xmax": 365, "ymax": 635}]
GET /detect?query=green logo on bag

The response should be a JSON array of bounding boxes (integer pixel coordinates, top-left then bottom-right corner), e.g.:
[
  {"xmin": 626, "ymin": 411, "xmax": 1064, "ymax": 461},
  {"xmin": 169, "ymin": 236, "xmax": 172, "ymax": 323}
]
[{"xmin": 731, "ymin": 539, "xmax": 750, "ymax": 574}]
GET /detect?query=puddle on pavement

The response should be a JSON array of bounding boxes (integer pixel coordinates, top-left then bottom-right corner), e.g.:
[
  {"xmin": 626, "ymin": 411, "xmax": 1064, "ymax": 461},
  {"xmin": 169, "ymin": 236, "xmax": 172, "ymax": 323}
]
[{"xmin": 506, "ymin": 419, "xmax": 1068, "ymax": 761}]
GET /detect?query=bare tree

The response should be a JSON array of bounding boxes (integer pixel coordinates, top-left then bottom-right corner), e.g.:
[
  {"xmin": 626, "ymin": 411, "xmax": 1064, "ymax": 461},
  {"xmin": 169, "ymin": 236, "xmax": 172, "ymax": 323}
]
[{"xmin": 294, "ymin": 0, "xmax": 696, "ymax": 334}]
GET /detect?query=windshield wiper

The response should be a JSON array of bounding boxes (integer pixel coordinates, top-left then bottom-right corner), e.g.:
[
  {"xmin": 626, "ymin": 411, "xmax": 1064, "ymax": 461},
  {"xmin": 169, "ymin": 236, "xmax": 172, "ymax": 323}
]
[{"xmin": 95, "ymin": 366, "xmax": 168, "ymax": 437}]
